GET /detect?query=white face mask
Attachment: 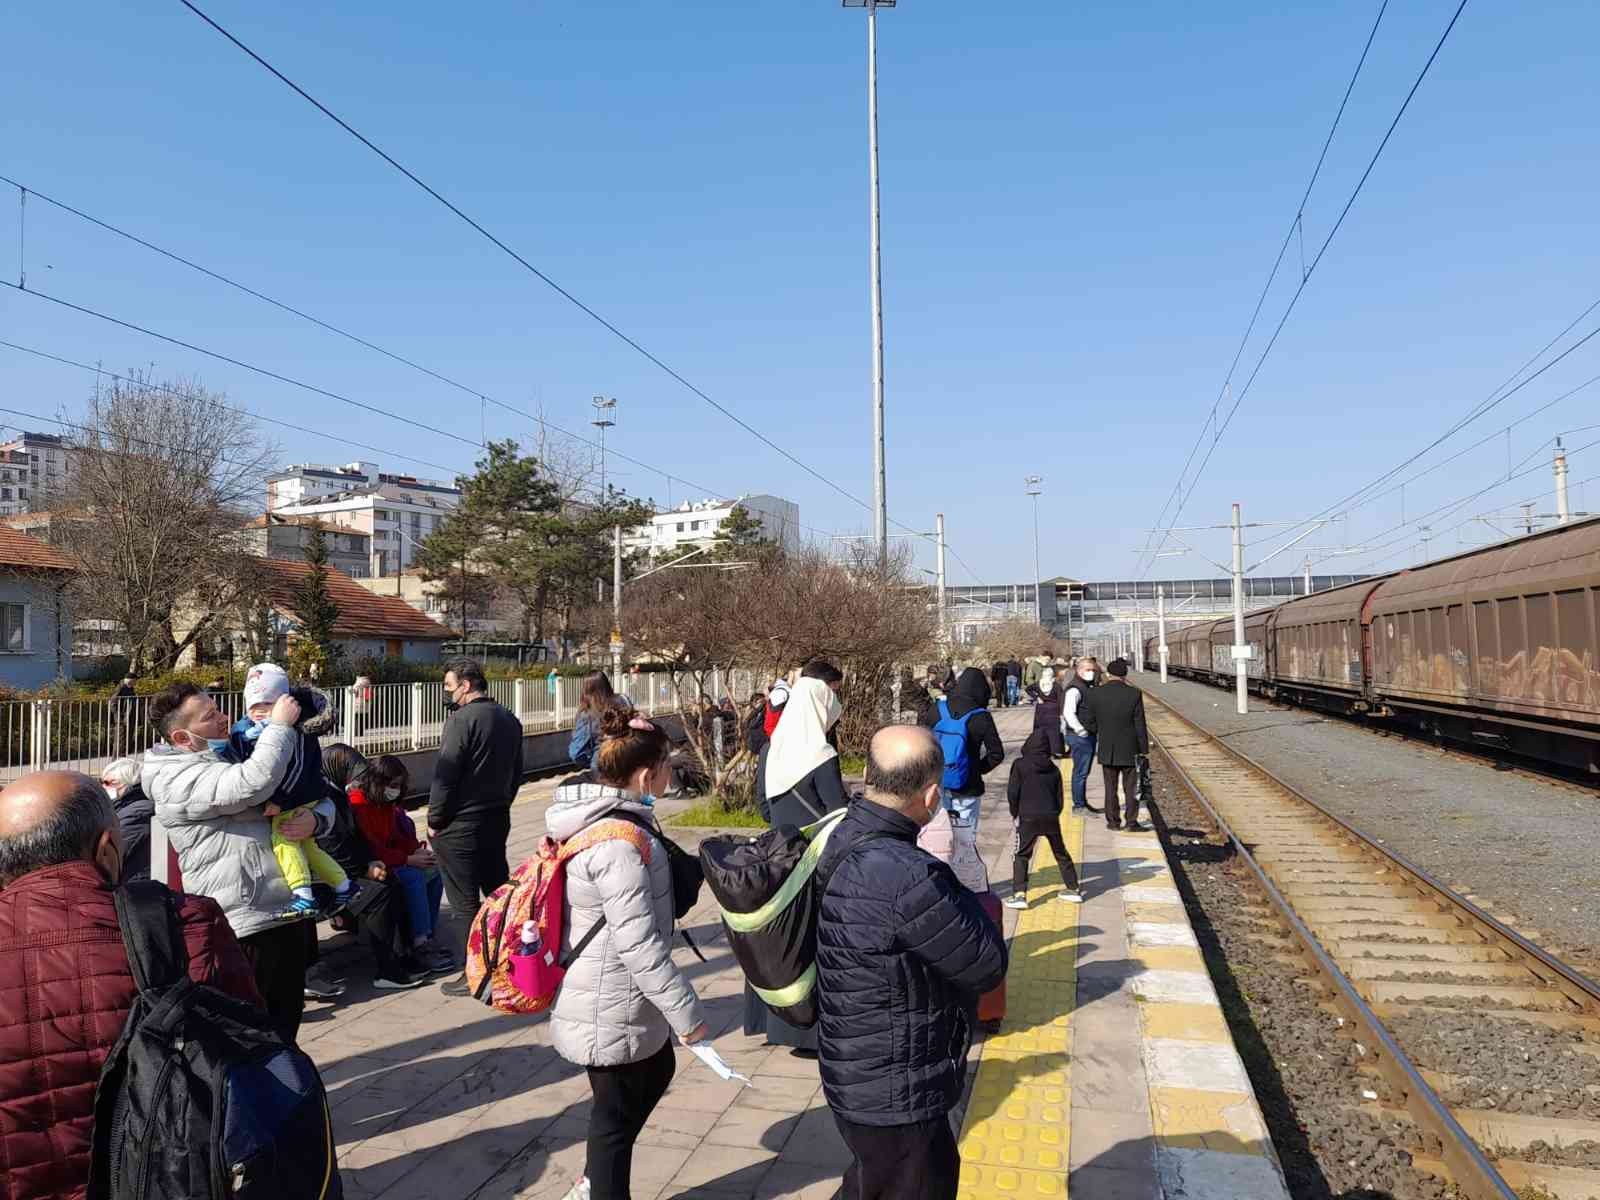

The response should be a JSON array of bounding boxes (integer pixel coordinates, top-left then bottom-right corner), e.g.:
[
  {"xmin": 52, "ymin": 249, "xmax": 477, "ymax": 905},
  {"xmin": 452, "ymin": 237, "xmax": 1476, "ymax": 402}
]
[
  {"xmin": 1082, "ymin": 671, "xmax": 1096, "ymax": 683},
  {"xmin": 385, "ymin": 786, "xmax": 402, "ymax": 802}
]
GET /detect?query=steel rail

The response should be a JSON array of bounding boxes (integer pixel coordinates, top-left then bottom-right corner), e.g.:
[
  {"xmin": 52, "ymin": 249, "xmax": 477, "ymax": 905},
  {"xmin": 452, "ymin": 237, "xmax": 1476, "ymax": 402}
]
[{"xmin": 1147, "ymin": 698, "xmax": 1520, "ymax": 1200}]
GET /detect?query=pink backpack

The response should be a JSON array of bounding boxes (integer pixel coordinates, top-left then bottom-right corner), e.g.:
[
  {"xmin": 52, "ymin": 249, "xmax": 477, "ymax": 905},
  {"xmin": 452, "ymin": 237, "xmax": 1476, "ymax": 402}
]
[{"xmin": 466, "ymin": 820, "xmax": 652, "ymax": 1014}]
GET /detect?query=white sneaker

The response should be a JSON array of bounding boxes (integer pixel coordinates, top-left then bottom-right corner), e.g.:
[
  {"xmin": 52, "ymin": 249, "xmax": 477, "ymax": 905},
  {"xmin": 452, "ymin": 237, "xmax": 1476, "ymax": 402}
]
[
  {"xmin": 1058, "ymin": 891, "xmax": 1085, "ymax": 904},
  {"xmin": 1003, "ymin": 895, "xmax": 1028, "ymax": 910},
  {"xmin": 560, "ymin": 1178, "xmax": 590, "ymax": 1200}
]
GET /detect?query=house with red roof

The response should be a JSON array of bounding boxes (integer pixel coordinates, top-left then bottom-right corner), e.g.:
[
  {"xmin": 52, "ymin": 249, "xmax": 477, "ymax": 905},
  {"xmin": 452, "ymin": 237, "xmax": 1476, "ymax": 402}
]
[
  {"xmin": 0, "ymin": 525, "xmax": 76, "ymax": 687},
  {"xmin": 253, "ymin": 557, "xmax": 454, "ymax": 663}
]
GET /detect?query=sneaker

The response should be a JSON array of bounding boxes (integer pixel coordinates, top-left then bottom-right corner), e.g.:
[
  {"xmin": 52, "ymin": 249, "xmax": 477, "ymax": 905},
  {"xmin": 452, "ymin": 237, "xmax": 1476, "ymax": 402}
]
[
  {"xmin": 1106, "ymin": 821, "xmax": 1123, "ymax": 831},
  {"xmin": 1058, "ymin": 891, "xmax": 1085, "ymax": 904},
  {"xmin": 560, "ymin": 1178, "xmax": 591, "ymax": 1200},
  {"xmin": 405, "ymin": 950, "xmax": 457, "ymax": 977},
  {"xmin": 440, "ymin": 974, "xmax": 473, "ymax": 998},
  {"xmin": 303, "ymin": 965, "xmax": 348, "ymax": 1000},
  {"xmin": 373, "ymin": 972, "xmax": 426, "ymax": 991},
  {"xmin": 275, "ymin": 895, "xmax": 321, "ymax": 921},
  {"xmin": 1125, "ymin": 822, "xmax": 1148, "ymax": 833},
  {"xmin": 1003, "ymin": 895, "xmax": 1028, "ymax": 910}
]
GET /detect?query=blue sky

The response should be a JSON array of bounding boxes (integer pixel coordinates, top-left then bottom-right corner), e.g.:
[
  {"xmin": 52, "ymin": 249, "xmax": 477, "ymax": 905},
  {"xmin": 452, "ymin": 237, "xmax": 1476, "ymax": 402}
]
[{"xmin": 3, "ymin": 1, "xmax": 1597, "ymax": 587}]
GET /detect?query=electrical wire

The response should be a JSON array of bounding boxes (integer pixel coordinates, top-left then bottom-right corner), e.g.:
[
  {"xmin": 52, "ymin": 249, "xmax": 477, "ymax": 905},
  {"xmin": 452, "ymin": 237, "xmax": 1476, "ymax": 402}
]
[
  {"xmin": 1142, "ymin": 0, "xmax": 1470, "ymax": 573},
  {"xmin": 177, "ymin": 0, "xmax": 875, "ymax": 513},
  {"xmin": 1137, "ymin": 0, "xmax": 1390, "ymax": 569},
  {"xmin": 0, "ymin": 338, "xmax": 473, "ymax": 477}
]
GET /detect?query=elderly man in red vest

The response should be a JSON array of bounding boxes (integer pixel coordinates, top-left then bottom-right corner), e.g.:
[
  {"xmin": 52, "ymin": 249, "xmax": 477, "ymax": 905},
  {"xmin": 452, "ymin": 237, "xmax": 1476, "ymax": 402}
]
[{"xmin": 0, "ymin": 770, "xmax": 258, "ymax": 1200}]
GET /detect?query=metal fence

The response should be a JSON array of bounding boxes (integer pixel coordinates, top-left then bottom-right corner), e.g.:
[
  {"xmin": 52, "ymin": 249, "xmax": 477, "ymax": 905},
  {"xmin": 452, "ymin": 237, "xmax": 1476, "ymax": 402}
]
[{"xmin": 0, "ymin": 668, "xmax": 768, "ymax": 784}]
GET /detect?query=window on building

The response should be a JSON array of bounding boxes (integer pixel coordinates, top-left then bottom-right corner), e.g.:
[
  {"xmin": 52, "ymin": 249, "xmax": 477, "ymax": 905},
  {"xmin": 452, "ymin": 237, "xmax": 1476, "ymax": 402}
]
[
  {"xmin": 676, "ymin": 522, "xmax": 685, "ymax": 532},
  {"xmin": 1, "ymin": 489, "xmax": 11, "ymax": 501},
  {"xmin": 0, "ymin": 604, "xmax": 26, "ymax": 652}
]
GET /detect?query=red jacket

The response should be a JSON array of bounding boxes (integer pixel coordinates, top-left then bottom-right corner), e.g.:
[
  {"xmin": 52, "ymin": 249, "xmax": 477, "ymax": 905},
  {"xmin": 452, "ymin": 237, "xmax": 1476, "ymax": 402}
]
[
  {"xmin": 348, "ymin": 786, "xmax": 421, "ymax": 869},
  {"xmin": 0, "ymin": 862, "xmax": 260, "ymax": 1200}
]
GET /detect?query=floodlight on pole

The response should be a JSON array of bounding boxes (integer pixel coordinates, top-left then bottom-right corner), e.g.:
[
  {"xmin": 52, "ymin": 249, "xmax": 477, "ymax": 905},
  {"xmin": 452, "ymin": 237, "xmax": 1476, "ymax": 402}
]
[
  {"xmin": 843, "ymin": 0, "xmax": 894, "ymax": 565},
  {"xmin": 591, "ymin": 395, "xmax": 617, "ymax": 501},
  {"xmin": 1024, "ymin": 475, "xmax": 1043, "ymax": 617}
]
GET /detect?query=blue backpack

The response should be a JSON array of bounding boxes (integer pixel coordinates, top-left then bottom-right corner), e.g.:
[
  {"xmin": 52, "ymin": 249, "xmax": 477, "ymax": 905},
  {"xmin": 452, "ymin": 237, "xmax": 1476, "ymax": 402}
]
[{"xmin": 932, "ymin": 699, "xmax": 979, "ymax": 790}]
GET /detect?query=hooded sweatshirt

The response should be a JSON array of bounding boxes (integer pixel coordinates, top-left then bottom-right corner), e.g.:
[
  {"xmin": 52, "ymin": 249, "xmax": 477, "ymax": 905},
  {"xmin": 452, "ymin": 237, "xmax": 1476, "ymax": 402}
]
[
  {"xmin": 1008, "ymin": 729, "xmax": 1066, "ymax": 822},
  {"xmin": 922, "ymin": 667, "xmax": 1006, "ymax": 799},
  {"xmin": 544, "ymin": 780, "xmax": 705, "ymax": 1067}
]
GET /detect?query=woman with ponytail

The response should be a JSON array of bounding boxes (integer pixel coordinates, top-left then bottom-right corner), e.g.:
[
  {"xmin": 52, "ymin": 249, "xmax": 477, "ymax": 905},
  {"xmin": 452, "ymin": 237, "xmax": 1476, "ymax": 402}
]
[{"xmin": 546, "ymin": 699, "xmax": 708, "ymax": 1200}]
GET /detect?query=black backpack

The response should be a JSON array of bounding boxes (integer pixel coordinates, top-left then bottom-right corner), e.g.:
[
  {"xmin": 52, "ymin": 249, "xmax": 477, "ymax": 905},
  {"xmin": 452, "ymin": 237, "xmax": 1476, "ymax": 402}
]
[{"xmin": 89, "ymin": 881, "xmax": 343, "ymax": 1200}]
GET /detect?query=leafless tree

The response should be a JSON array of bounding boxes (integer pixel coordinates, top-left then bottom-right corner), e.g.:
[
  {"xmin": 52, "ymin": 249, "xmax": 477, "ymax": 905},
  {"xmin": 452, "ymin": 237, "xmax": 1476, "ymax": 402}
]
[
  {"xmin": 975, "ymin": 617, "xmax": 1066, "ymax": 664},
  {"xmin": 54, "ymin": 371, "xmax": 276, "ymax": 673}
]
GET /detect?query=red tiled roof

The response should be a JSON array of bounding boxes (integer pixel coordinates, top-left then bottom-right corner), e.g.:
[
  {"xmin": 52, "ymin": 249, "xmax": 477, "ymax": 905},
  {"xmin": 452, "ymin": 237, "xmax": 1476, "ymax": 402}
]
[
  {"xmin": 255, "ymin": 557, "xmax": 453, "ymax": 641},
  {"xmin": 0, "ymin": 526, "xmax": 76, "ymax": 572}
]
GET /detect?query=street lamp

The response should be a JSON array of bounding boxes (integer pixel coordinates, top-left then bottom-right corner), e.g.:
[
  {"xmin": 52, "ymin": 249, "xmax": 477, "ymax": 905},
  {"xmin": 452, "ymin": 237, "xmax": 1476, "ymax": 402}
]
[
  {"xmin": 1024, "ymin": 475, "xmax": 1042, "ymax": 618},
  {"xmin": 842, "ymin": 0, "xmax": 893, "ymax": 565}
]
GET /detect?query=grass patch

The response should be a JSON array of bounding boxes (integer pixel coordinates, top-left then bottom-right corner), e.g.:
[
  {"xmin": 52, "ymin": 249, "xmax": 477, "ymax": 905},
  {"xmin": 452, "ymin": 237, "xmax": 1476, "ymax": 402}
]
[{"xmin": 668, "ymin": 798, "xmax": 767, "ymax": 829}]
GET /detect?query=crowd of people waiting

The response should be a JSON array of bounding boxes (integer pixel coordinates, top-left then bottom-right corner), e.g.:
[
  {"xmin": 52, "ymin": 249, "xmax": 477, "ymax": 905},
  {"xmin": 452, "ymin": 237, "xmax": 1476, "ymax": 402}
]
[{"xmin": 0, "ymin": 645, "xmax": 1149, "ymax": 1200}]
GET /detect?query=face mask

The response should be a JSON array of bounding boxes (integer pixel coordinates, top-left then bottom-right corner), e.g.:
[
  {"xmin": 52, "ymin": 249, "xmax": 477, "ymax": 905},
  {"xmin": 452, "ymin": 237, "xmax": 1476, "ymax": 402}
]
[
  {"xmin": 385, "ymin": 786, "xmax": 402, "ymax": 802},
  {"xmin": 205, "ymin": 737, "xmax": 231, "ymax": 754},
  {"xmin": 1082, "ymin": 672, "xmax": 1095, "ymax": 683},
  {"xmin": 638, "ymin": 792, "xmax": 656, "ymax": 808},
  {"xmin": 102, "ymin": 783, "xmax": 123, "ymax": 801}
]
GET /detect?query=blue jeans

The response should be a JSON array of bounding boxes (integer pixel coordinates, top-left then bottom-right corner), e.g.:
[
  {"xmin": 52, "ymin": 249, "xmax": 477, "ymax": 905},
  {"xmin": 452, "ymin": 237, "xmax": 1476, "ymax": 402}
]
[
  {"xmin": 1006, "ymin": 677, "xmax": 1020, "ymax": 706},
  {"xmin": 941, "ymin": 786, "xmax": 980, "ymax": 829},
  {"xmin": 392, "ymin": 864, "xmax": 444, "ymax": 941},
  {"xmin": 1066, "ymin": 733, "xmax": 1096, "ymax": 809}
]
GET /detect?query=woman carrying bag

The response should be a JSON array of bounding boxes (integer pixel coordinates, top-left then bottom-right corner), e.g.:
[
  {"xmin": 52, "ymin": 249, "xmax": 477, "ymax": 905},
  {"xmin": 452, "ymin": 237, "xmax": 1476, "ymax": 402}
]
[{"xmin": 744, "ymin": 675, "xmax": 847, "ymax": 1053}]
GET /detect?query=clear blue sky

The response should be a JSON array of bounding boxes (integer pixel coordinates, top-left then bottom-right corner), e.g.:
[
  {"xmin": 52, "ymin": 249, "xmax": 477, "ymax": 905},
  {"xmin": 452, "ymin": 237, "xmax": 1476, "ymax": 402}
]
[{"xmin": 3, "ymin": 1, "xmax": 1597, "ymax": 587}]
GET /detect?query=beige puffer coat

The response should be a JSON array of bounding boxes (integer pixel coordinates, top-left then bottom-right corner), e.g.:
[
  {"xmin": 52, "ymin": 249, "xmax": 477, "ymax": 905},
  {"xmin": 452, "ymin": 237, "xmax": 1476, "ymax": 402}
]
[{"xmin": 546, "ymin": 782, "xmax": 705, "ymax": 1067}]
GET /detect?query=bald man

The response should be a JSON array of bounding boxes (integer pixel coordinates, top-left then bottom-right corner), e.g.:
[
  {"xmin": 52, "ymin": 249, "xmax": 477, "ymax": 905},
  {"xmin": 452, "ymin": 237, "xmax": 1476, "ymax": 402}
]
[
  {"xmin": 0, "ymin": 771, "xmax": 258, "ymax": 1200},
  {"xmin": 813, "ymin": 726, "xmax": 1007, "ymax": 1200}
]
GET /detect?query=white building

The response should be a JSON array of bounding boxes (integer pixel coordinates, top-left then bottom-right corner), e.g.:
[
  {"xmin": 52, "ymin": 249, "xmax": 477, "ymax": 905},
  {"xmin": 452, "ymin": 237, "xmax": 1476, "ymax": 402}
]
[
  {"xmin": 269, "ymin": 462, "xmax": 462, "ymax": 578},
  {"xmin": 0, "ymin": 433, "xmax": 73, "ymax": 515},
  {"xmin": 626, "ymin": 494, "xmax": 800, "ymax": 558}
]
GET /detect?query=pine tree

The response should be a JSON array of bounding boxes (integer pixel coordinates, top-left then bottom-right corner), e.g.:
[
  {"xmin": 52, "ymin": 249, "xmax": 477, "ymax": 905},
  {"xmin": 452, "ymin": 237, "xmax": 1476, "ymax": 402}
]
[
  {"xmin": 709, "ymin": 504, "xmax": 778, "ymax": 563},
  {"xmin": 292, "ymin": 524, "xmax": 342, "ymax": 669}
]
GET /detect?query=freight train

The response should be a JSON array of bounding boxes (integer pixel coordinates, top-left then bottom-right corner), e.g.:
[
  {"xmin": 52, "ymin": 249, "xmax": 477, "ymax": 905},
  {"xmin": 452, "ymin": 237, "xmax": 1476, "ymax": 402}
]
[{"xmin": 1144, "ymin": 516, "xmax": 1600, "ymax": 774}]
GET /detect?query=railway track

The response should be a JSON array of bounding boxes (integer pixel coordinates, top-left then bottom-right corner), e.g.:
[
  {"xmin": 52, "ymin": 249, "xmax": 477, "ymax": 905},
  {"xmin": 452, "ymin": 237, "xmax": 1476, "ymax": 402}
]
[{"xmin": 1146, "ymin": 692, "xmax": 1600, "ymax": 1200}]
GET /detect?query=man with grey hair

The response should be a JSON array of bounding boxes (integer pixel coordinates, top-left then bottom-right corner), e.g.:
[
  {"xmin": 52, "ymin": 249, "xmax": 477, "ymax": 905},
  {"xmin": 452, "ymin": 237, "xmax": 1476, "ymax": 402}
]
[
  {"xmin": 0, "ymin": 771, "xmax": 258, "ymax": 1200},
  {"xmin": 814, "ymin": 726, "xmax": 1008, "ymax": 1200}
]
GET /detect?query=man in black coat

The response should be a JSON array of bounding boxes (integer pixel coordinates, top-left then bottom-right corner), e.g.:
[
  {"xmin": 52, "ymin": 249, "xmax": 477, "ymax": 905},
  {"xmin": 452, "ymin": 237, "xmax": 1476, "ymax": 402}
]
[
  {"xmin": 428, "ymin": 657, "xmax": 525, "ymax": 993},
  {"xmin": 1080, "ymin": 657, "xmax": 1150, "ymax": 830},
  {"xmin": 816, "ymin": 725, "xmax": 1008, "ymax": 1200},
  {"xmin": 988, "ymin": 661, "xmax": 1010, "ymax": 709}
]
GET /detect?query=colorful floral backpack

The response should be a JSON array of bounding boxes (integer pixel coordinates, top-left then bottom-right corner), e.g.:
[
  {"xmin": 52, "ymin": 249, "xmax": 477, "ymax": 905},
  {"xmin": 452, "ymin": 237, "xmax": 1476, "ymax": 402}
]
[{"xmin": 466, "ymin": 819, "xmax": 652, "ymax": 1014}]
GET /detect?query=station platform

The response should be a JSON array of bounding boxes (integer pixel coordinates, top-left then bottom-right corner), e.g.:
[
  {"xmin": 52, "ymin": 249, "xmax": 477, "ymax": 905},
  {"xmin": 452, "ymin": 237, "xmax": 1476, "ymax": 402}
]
[
  {"xmin": 307, "ymin": 701, "xmax": 1290, "ymax": 1199},
  {"xmin": 952, "ymin": 706, "xmax": 1291, "ymax": 1200}
]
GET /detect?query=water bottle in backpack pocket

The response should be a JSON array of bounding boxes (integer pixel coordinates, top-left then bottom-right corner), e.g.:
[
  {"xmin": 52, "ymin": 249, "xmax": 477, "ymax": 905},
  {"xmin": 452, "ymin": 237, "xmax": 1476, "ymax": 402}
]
[{"xmin": 90, "ymin": 881, "xmax": 341, "ymax": 1200}]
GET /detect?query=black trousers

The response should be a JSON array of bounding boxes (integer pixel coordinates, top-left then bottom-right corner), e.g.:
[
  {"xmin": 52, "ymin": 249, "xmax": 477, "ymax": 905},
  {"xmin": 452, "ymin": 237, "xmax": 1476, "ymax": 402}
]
[
  {"xmin": 1102, "ymin": 765, "xmax": 1138, "ymax": 828},
  {"xmin": 344, "ymin": 879, "xmax": 412, "ymax": 978},
  {"xmin": 431, "ymin": 809, "xmax": 511, "ymax": 958},
  {"xmin": 239, "ymin": 919, "xmax": 312, "ymax": 1042},
  {"xmin": 833, "ymin": 1112, "xmax": 958, "ymax": 1200},
  {"xmin": 1012, "ymin": 817, "xmax": 1080, "ymax": 894},
  {"xmin": 585, "ymin": 1038, "xmax": 676, "ymax": 1200}
]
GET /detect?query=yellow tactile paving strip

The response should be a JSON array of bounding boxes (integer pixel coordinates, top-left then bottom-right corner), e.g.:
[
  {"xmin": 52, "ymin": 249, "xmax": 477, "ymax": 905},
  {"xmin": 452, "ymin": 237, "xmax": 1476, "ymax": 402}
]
[
  {"xmin": 955, "ymin": 814, "xmax": 1083, "ymax": 1199},
  {"xmin": 955, "ymin": 795, "xmax": 1291, "ymax": 1198}
]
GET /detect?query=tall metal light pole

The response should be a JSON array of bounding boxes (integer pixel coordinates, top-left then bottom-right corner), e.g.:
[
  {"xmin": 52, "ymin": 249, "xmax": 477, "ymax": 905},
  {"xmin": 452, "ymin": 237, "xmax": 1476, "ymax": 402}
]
[
  {"xmin": 1157, "ymin": 584, "xmax": 1169, "ymax": 684},
  {"xmin": 1024, "ymin": 475, "xmax": 1043, "ymax": 612},
  {"xmin": 935, "ymin": 511, "xmax": 947, "ymax": 648},
  {"xmin": 844, "ymin": 0, "xmax": 892, "ymax": 564}
]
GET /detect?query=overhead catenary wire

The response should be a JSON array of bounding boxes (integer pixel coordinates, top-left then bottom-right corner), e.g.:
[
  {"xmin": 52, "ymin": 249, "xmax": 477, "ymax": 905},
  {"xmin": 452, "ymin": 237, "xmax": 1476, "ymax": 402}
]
[
  {"xmin": 1136, "ymin": 0, "xmax": 1390, "ymax": 570},
  {"xmin": 1141, "ymin": 0, "xmax": 1471, "ymax": 575},
  {"xmin": 177, "ymin": 0, "xmax": 876, "ymax": 516}
]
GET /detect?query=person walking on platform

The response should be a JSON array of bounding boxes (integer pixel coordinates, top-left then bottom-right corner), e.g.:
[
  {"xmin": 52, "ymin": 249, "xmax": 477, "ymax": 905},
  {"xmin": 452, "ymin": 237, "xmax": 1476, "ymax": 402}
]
[
  {"xmin": 1006, "ymin": 658, "xmax": 1023, "ymax": 707},
  {"xmin": 1061, "ymin": 658, "xmax": 1098, "ymax": 812},
  {"xmin": 988, "ymin": 661, "xmax": 1010, "ymax": 709},
  {"xmin": 817, "ymin": 725, "xmax": 1008, "ymax": 1200},
  {"xmin": 1030, "ymin": 667, "xmax": 1064, "ymax": 757},
  {"xmin": 1080, "ymin": 658, "xmax": 1149, "ymax": 831},
  {"xmin": 1022, "ymin": 656, "xmax": 1042, "ymax": 701},
  {"xmin": 924, "ymin": 667, "xmax": 1005, "ymax": 889},
  {"xmin": 1004, "ymin": 729, "xmax": 1083, "ymax": 908}
]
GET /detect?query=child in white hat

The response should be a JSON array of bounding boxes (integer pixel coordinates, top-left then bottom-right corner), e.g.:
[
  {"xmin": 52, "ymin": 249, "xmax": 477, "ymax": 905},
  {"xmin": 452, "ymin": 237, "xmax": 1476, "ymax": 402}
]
[{"xmin": 232, "ymin": 662, "xmax": 356, "ymax": 919}]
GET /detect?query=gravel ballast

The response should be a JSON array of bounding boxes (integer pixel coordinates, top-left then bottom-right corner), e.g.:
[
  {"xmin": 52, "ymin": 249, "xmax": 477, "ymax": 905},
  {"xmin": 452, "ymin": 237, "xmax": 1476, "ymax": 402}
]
[{"xmin": 1145, "ymin": 673, "xmax": 1600, "ymax": 966}]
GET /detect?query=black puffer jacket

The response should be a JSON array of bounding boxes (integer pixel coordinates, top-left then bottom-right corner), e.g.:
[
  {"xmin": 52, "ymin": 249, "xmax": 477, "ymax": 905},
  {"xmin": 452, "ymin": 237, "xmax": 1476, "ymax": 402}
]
[
  {"xmin": 816, "ymin": 800, "xmax": 1008, "ymax": 1126},
  {"xmin": 1007, "ymin": 730, "xmax": 1064, "ymax": 821},
  {"xmin": 920, "ymin": 668, "xmax": 1005, "ymax": 798}
]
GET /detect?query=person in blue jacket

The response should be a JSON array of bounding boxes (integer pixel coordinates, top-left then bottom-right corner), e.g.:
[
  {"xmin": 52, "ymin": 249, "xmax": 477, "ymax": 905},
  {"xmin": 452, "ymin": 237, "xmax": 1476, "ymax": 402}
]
[{"xmin": 567, "ymin": 671, "xmax": 616, "ymax": 769}]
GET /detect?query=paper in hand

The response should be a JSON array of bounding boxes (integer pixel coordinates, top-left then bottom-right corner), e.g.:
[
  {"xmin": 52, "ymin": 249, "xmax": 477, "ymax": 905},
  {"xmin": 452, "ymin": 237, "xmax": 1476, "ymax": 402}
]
[{"xmin": 689, "ymin": 1042, "xmax": 752, "ymax": 1086}]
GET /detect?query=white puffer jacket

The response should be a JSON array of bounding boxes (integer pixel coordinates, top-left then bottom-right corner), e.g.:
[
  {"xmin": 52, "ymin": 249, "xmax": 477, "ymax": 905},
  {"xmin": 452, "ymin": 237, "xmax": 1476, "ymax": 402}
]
[
  {"xmin": 143, "ymin": 724, "xmax": 300, "ymax": 942},
  {"xmin": 547, "ymin": 782, "xmax": 705, "ymax": 1067}
]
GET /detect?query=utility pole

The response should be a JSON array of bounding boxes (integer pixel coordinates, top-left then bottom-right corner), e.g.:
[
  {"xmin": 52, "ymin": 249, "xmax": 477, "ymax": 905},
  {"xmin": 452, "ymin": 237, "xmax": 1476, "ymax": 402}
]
[
  {"xmin": 1555, "ymin": 439, "xmax": 1571, "ymax": 525},
  {"xmin": 1522, "ymin": 504, "xmax": 1535, "ymax": 535},
  {"xmin": 1024, "ymin": 475, "xmax": 1043, "ymax": 611},
  {"xmin": 1303, "ymin": 556, "xmax": 1312, "ymax": 595},
  {"xmin": 611, "ymin": 525, "xmax": 623, "ymax": 680},
  {"xmin": 935, "ymin": 512, "xmax": 947, "ymax": 648},
  {"xmin": 593, "ymin": 395, "xmax": 617, "ymax": 606},
  {"xmin": 1157, "ymin": 584, "xmax": 1168, "ymax": 684},
  {"xmin": 1231, "ymin": 502, "xmax": 1248, "ymax": 715},
  {"xmin": 844, "ymin": 0, "xmax": 892, "ymax": 564},
  {"xmin": 1133, "ymin": 618, "xmax": 1144, "ymax": 672}
]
